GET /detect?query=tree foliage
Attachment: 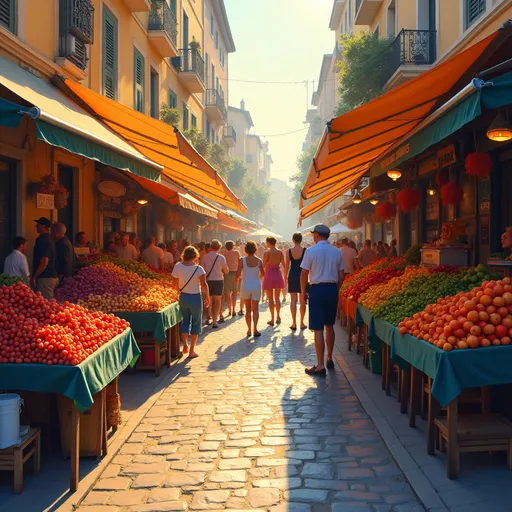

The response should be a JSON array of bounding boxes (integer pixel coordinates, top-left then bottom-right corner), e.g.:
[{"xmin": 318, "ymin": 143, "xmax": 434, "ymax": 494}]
[
  {"xmin": 227, "ymin": 158, "xmax": 248, "ymax": 196},
  {"xmin": 160, "ymin": 103, "xmax": 181, "ymax": 126},
  {"xmin": 183, "ymin": 128, "xmax": 209, "ymax": 158},
  {"xmin": 208, "ymin": 143, "xmax": 231, "ymax": 177},
  {"xmin": 243, "ymin": 178, "xmax": 269, "ymax": 220},
  {"xmin": 290, "ymin": 142, "xmax": 318, "ymax": 207},
  {"xmin": 336, "ymin": 32, "xmax": 393, "ymax": 116}
]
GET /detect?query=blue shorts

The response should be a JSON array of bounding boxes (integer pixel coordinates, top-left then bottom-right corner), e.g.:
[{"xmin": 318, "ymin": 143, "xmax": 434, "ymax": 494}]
[
  {"xmin": 179, "ymin": 293, "xmax": 203, "ymax": 335},
  {"xmin": 308, "ymin": 283, "xmax": 338, "ymax": 331}
]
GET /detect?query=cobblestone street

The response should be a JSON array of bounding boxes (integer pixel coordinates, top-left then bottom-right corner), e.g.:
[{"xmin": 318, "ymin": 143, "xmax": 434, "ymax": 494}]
[{"xmin": 78, "ymin": 305, "xmax": 422, "ymax": 512}]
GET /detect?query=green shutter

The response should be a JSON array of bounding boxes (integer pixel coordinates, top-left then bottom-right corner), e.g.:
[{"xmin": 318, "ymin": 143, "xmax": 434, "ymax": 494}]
[
  {"xmin": 466, "ymin": 0, "xmax": 485, "ymax": 27},
  {"xmin": 191, "ymin": 114, "xmax": 197, "ymax": 129},
  {"xmin": 170, "ymin": 0, "xmax": 176, "ymax": 16},
  {"xmin": 134, "ymin": 48, "xmax": 145, "ymax": 113},
  {"xmin": 102, "ymin": 7, "xmax": 117, "ymax": 100},
  {"xmin": 182, "ymin": 102, "xmax": 189, "ymax": 130},
  {"xmin": 0, "ymin": 0, "xmax": 16, "ymax": 34},
  {"xmin": 169, "ymin": 89, "xmax": 177, "ymax": 109}
]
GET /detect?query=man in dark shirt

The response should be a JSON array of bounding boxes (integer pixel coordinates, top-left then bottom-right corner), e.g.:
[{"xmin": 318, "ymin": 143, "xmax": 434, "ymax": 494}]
[
  {"xmin": 51, "ymin": 222, "xmax": 76, "ymax": 280},
  {"xmin": 32, "ymin": 217, "xmax": 59, "ymax": 299}
]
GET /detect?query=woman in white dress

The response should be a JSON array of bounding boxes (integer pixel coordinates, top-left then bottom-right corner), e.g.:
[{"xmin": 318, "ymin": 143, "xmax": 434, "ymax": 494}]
[{"xmin": 235, "ymin": 241, "xmax": 265, "ymax": 337}]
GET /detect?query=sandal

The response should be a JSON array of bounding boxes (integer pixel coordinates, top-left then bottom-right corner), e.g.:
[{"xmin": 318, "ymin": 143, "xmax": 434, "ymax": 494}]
[
  {"xmin": 267, "ymin": 321, "xmax": 275, "ymax": 327},
  {"xmin": 290, "ymin": 325, "xmax": 297, "ymax": 331},
  {"xmin": 247, "ymin": 331, "xmax": 251, "ymax": 337},
  {"xmin": 238, "ymin": 311, "xmax": 244, "ymax": 316},
  {"xmin": 326, "ymin": 359, "xmax": 335, "ymax": 370},
  {"xmin": 212, "ymin": 323, "xmax": 219, "ymax": 329},
  {"xmin": 300, "ymin": 324, "xmax": 307, "ymax": 330},
  {"xmin": 254, "ymin": 331, "xmax": 261, "ymax": 337},
  {"xmin": 305, "ymin": 365, "xmax": 327, "ymax": 377},
  {"xmin": 188, "ymin": 352, "xmax": 199, "ymax": 359},
  {"xmin": 276, "ymin": 318, "xmax": 282, "ymax": 325},
  {"xmin": 218, "ymin": 316, "xmax": 225, "ymax": 323},
  {"xmin": 205, "ymin": 320, "xmax": 212, "ymax": 326}
]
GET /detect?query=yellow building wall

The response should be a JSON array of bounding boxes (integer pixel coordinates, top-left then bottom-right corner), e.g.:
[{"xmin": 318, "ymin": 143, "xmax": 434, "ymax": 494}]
[{"xmin": 19, "ymin": 0, "xmax": 57, "ymax": 63}]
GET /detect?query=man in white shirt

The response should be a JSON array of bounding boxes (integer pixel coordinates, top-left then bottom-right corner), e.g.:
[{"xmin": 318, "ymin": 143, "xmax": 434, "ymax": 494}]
[
  {"xmin": 142, "ymin": 236, "xmax": 165, "ymax": 270},
  {"xmin": 202, "ymin": 239, "xmax": 229, "ymax": 327},
  {"xmin": 3, "ymin": 236, "xmax": 30, "ymax": 284},
  {"xmin": 301, "ymin": 224, "xmax": 345, "ymax": 377},
  {"xmin": 115, "ymin": 234, "xmax": 139, "ymax": 261},
  {"xmin": 340, "ymin": 237, "xmax": 360, "ymax": 275}
]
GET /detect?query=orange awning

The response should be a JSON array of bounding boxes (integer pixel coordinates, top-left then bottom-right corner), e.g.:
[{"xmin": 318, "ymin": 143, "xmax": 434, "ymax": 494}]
[
  {"xmin": 217, "ymin": 212, "xmax": 249, "ymax": 234},
  {"xmin": 300, "ymin": 26, "xmax": 510, "ymax": 214},
  {"xmin": 128, "ymin": 174, "xmax": 218, "ymax": 218},
  {"xmin": 53, "ymin": 77, "xmax": 246, "ymax": 214}
]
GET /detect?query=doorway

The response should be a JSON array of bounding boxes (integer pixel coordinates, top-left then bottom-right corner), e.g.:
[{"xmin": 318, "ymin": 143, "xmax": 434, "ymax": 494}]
[
  {"xmin": 57, "ymin": 165, "xmax": 76, "ymax": 242},
  {"xmin": 0, "ymin": 159, "xmax": 16, "ymax": 270},
  {"xmin": 387, "ymin": 0, "xmax": 396, "ymax": 38}
]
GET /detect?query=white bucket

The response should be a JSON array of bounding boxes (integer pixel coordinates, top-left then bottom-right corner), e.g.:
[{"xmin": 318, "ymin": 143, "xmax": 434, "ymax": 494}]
[{"xmin": 0, "ymin": 394, "xmax": 23, "ymax": 449}]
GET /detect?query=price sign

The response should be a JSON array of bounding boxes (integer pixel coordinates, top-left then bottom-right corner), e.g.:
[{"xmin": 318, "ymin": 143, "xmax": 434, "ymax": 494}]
[
  {"xmin": 36, "ymin": 193, "xmax": 54, "ymax": 210},
  {"xmin": 426, "ymin": 194, "xmax": 439, "ymax": 221}
]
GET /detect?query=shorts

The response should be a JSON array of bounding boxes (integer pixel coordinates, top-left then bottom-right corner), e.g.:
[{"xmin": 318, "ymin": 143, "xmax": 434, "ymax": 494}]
[
  {"xmin": 308, "ymin": 283, "xmax": 338, "ymax": 331},
  {"xmin": 224, "ymin": 271, "xmax": 238, "ymax": 294},
  {"xmin": 36, "ymin": 277, "xmax": 59, "ymax": 300},
  {"xmin": 241, "ymin": 288, "xmax": 262, "ymax": 302},
  {"xmin": 207, "ymin": 280, "xmax": 224, "ymax": 297},
  {"xmin": 179, "ymin": 293, "xmax": 202, "ymax": 335}
]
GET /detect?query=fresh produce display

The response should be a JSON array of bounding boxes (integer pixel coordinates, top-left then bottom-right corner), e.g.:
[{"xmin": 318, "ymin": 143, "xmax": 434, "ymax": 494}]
[
  {"xmin": 0, "ymin": 274, "xmax": 22, "ymax": 287},
  {"xmin": 342, "ymin": 267, "xmax": 404, "ymax": 302},
  {"xmin": 0, "ymin": 281, "xmax": 129, "ymax": 365},
  {"xmin": 56, "ymin": 262, "xmax": 178, "ymax": 313},
  {"xmin": 358, "ymin": 266, "xmax": 430, "ymax": 310},
  {"xmin": 340, "ymin": 257, "xmax": 405, "ymax": 292},
  {"xmin": 403, "ymin": 244, "xmax": 422, "ymax": 265},
  {"xmin": 460, "ymin": 263, "xmax": 500, "ymax": 284},
  {"xmin": 398, "ymin": 277, "xmax": 512, "ymax": 351}
]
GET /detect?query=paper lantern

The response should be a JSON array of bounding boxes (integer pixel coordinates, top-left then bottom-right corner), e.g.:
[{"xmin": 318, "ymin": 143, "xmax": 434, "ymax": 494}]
[
  {"xmin": 465, "ymin": 152, "xmax": 492, "ymax": 177},
  {"xmin": 435, "ymin": 169, "xmax": 449, "ymax": 187},
  {"xmin": 375, "ymin": 201, "xmax": 397, "ymax": 220},
  {"xmin": 346, "ymin": 217, "xmax": 363, "ymax": 229},
  {"xmin": 440, "ymin": 182, "xmax": 463, "ymax": 205},
  {"xmin": 388, "ymin": 191, "xmax": 396, "ymax": 204},
  {"xmin": 397, "ymin": 188, "xmax": 422, "ymax": 213}
]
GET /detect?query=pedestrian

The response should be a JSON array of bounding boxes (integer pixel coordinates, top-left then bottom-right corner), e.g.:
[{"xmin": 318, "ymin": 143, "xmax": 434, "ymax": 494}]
[
  {"xmin": 104, "ymin": 232, "xmax": 119, "ymax": 254},
  {"xmin": 75, "ymin": 231, "xmax": 90, "ymax": 248},
  {"xmin": 358, "ymin": 239, "xmax": 376, "ymax": 268},
  {"xmin": 384, "ymin": 242, "xmax": 391, "ymax": 256},
  {"xmin": 377, "ymin": 241, "xmax": 387, "ymax": 258},
  {"xmin": 263, "ymin": 236, "xmax": 285, "ymax": 326},
  {"xmin": 349, "ymin": 240, "xmax": 358, "ymax": 254},
  {"xmin": 3, "ymin": 236, "xmax": 30, "ymax": 284},
  {"xmin": 169, "ymin": 240, "xmax": 181, "ymax": 263},
  {"xmin": 223, "ymin": 241, "xmax": 240, "ymax": 317},
  {"xmin": 171, "ymin": 246, "xmax": 210, "ymax": 358},
  {"xmin": 235, "ymin": 240, "xmax": 264, "ymax": 337},
  {"xmin": 143, "ymin": 236, "xmax": 165, "ymax": 270},
  {"xmin": 31, "ymin": 217, "xmax": 59, "ymax": 300},
  {"xmin": 340, "ymin": 237, "xmax": 360, "ymax": 276},
  {"xmin": 389, "ymin": 239, "xmax": 398, "ymax": 258},
  {"xmin": 300, "ymin": 224, "xmax": 345, "ymax": 376},
  {"xmin": 284, "ymin": 232, "xmax": 307, "ymax": 331},
  {"xmin": 51, "ymin": 222, "xmax": 76, "ymax": 280},
  {"xmin": 202, "ymin": 239, "xmax": 229, "ymax": 327},
  {"xmin": 158, "ymin": 243, "xmax": 174, "ymax": 270},
  {"xmin": 115, "ymin": 233, "xmax": 139, "ymax": 261}
]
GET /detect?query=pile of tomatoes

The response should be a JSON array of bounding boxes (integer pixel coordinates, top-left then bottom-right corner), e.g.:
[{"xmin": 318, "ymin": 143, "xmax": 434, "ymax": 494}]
[
  {"xmin": 0, "ymin": 282, "xmax": 129, "ymax": 365},
  {"xmin": 342, "ymin": 267, "xmax": 404, "ymax": 302},
  {"xmin": 398, "ymin": 277, "xmax": 512, "ymax": 351}
]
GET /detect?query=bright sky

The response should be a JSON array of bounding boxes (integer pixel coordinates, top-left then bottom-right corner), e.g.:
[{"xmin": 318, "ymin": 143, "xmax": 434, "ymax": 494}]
[{"xmin": 224, "ymin": 0, "xmax": 334, "ymax": 186}]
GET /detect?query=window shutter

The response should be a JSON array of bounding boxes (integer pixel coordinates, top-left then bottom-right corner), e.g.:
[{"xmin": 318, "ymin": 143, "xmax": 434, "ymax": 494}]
[
  {"xmin": 134, "ymin": 49, "xmax": 145, "ymax": 113},
  {"xmin": 0, "ymin": 0, "xmax": 16, "ymax": 33},
  {"xmin": 467, "ymin": 0, "xmax": 485, "ymax": 27},
  {"xmin": 169, "ymin": 90, "xmax": 177, "ymax": 109},
  {"xmin": 102, "ymin": 8, "xmax": 117, "ymax": 100},
  {"xmin": 170, "ymin": 0, "xmax": 176, "ymax": 16}
]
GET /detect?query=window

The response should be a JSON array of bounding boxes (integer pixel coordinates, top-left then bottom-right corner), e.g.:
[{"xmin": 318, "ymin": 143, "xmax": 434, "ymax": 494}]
[
  {"xmin": 205, "ymin": 53, "xmax": 209, "ymax": 87},
  {"xmin": 0, "ymin": 0, "xmax": 16, "ymax": 34},
  {"xmin": 170, "ymin": 0, "xmax": 176, "ymax": 16},
  {"xmin": 133, "ymin": 48, "xmax": 145, "ymax": 113},
  {"xmin": 348, "ymin": 0, "xmax": 352, "ymax": 26},
  {"xmin": 246, "ymin": 155, "xmax": 253, "ymax": 164},
  {"xmin": 102, "ymin": 7, "xmax": 118, "ymax": 100},
  {"xmin": 205, "ymin": 119, "xmax": 211, "ymax": 139},
  {"xmin": 191, "ymin": 113, "xmax": 197, "ymax": 129},
  {"xmin": 215, "ymin": 30, "xmax": 219, "ymax": 49},
  {"xmin": 169, "ymin": 89, "xmax": 177, "ymax": 109},
  {"xmin": 183, "ymin": 102, "xmax": 189, "ymax": 130},
  {"xmin": 210, "ymin": 13, "xmax": 214, "ymax": 36},
  {"xmin": 150, "ymin": 69, "xmax": 159, "ymax": 119},
  {"xmin": 466, "ymin": 0, "xmax": 485, "ymax": 28},
  {"xmin": 211, "ymin": 64, "xmax": 215, "ymax": 89},
  {"xmin": 219, "ymin": 47, "xmax": 224, "ymax": 68}
]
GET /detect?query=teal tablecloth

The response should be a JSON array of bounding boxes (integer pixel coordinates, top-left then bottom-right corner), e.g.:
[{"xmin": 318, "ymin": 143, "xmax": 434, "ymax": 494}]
[
  {"xmin": 116, "ymin": 302, "xmax": 182, "ymax": 343},
  {"xmin": 0, "ymin": 328, "xmax": 139, "ymax": 412}
]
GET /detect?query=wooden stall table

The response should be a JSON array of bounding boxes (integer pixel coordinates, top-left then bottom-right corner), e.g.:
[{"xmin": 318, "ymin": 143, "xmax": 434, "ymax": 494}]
[
  {"xmin": 116, "ymin": 302, "xmax": 182, "ymax": 376},
  {"xmin": 0, "ymin": 328, "xmax": 139, "ymax": 492}
]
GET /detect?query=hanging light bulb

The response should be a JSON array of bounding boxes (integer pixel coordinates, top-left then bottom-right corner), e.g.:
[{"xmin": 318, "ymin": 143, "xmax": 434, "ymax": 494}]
[
  {"xmin": 369, "ymin": 198, "xmax": 379, "ymax": 205},
  {"xmin": 137, "ymin": 198, "xmax": 148, "ymax": 205},
  {"xmin": 487, "ymin": 112, "xmax": 512, "ymax": 142},
  {"xmin": 352, "ymin": 191, "xmax": 362, "ymax": 204},
  {"xmin": 426, "ymin": 181, "xmax": 436, "ymax": 196},
  {"xmin": 387, "ymin": 169, "xmax": 402, "ymax": 181}
]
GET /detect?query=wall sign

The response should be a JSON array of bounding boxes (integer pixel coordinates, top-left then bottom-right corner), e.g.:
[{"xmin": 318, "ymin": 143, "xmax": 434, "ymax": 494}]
[
  {"xmin": 438, "ymin": 144, "xmax": 457, "ymax": 168},
  {"xmin": 426, "ymin": 194, "xmax": 439, "ymax": 221},
  {"xmin": 36, "ymin": 193, "xmax": 55, "ymax": 210}
]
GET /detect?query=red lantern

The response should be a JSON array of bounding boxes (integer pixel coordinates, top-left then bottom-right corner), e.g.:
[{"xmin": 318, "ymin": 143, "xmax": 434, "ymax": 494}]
[
  {"xmin": 397, "ymin": 188, "xmax": 422, "ymax": 213},
  {"xmin": 388, "ymin": 191, "xmax": 396, "ymax": 204},
  {"xmin": 436, "ymin": 169, "xmax": 449, "ymax": 187},
  {"xmin": 465, "ymin": 152, "xmax": 492, "ymax": 177},
  {"xmin": 346, "ymin": 218, "xmax": 363, "ymax": 230},
  {"xmin": 440, "ymin": 182, "xmax": 463, "ymax": 205},
  {"xmin": 375, "ymin": 201, "xmax": 397, "ymax": 220}
]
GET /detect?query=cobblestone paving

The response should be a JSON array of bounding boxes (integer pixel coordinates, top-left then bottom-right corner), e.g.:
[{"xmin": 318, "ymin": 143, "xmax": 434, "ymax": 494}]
[{"xmin": 78, "ymin": 305, "xmax": 422, "ymax": 512}]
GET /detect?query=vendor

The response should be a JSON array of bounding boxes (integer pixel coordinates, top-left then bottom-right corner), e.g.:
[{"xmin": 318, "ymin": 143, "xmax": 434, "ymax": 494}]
[
  {"xmin": 3, "ymin": 236, "xmax": 30, "ymax": 284},
  {"xmin": 52, "ymin": 222, "xmax": 76, "ymax": 280},
  {"xmin": 115, "ymin": 234, "xmax": 139, "ymax": 261},
  {"xmin": 502, "ymin": 227, "xmax": 512, "ymax": 252}
]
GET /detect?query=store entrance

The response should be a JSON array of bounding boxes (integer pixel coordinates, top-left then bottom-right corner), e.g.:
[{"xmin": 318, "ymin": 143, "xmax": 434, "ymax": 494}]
[
  {"xmin": 58, "ymin": 165, "xmax": 76, "ymax": 242},
  {"xmin": 0, "ymin": 159, "xmax": 16, "ymax": 270}
]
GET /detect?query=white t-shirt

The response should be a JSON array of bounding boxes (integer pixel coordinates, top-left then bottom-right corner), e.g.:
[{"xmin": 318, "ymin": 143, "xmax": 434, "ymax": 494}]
[
  {"xmin": 202, "ymin": 251, "xmax": 229, "ymax": 281},
  {"xmin": 163, "ymin": 252, "xmax": 174, "ymax": 266},
  {"xmin": 143, "ymin": 245, "xmax": 164, "ymax": 269},
  {"xmin": 172, "ymin": 263, "xmax": 206, "ymax": 294},
  {"xmin": 115, "ymin": 243, "xmax": 139, "ymax": 261},
  {"xmin": 301, "ymin": 240, "xmax": 344, "ymax": 284},
  {"xmin": 340, "ymin": 245, "xmax": 358, "ymax": 274},
  {"xmin": 3, "ymin": 250, "xmax": 30, "ymax": 280}
]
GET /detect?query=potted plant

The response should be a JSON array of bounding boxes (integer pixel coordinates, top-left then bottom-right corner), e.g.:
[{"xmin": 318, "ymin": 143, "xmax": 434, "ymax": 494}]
[{"xmin": 189, "ymin": 36, "xmax": 201, "ymax": 54}]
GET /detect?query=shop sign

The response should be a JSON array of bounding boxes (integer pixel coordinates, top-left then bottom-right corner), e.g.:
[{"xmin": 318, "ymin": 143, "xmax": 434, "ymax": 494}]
[
  {"xmin": 426, "ymin": 194, "xmax": 439, "ymax": 221},
  {"xmin": 479, "ymin": 201, "xmax": 490, "ymax": 214},
  {"xmin": 437, "ymin": 144, "xmax": 457, "ymax": 168},
  {"xmin": 102, "ymin": 210, "xmax": 122, "ymax": 219},
  {"xmin": 379, "ymin": 143, "xmax": 410, "ymax": 170},
  {"xmin": 36, "ymin": 193, "xmax": 55, "ymax": 210},
  {"xmin": 98, "ymin": 181, "xmax": 126, "ymax": 198},
  {"xmin": 418, "ymin": 154, "xmax": 439, "ymax": 176}
]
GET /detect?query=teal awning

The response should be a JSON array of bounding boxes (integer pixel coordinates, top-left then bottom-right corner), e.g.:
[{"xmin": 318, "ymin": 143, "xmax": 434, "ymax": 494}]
[
  {"xmin": 0, "ymin": 97, "xmax": 33, "ymax": 128},
  {"xmin": 370, "ymin": 72, "xmax": 512, "ymax": 177}
]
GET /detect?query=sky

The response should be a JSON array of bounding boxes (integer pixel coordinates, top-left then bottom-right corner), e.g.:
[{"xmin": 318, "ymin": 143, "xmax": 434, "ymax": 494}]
[{"xmin": 224, "ymin": 0, "xmax": 335, "ymax": 186}]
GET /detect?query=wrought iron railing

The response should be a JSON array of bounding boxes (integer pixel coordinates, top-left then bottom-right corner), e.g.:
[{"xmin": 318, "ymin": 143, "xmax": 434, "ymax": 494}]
[
  {"xmin": 223, "ymin": 125, "xmax": 237, "ymax": 144},
  {"xmin": 178, "ymin": 48, "xmax": 205, "ymax": 84},
  {"xmin": 205, "ymin": 89, "xmax": 227, "ymax": 121},
  {"xmin": 148, "ymin": 0, "xmax": 178, "ymax": 47},
  {"xmin": 69, "ymin": 0, "xmax": 94, "ymax": 43},
  {"xmin": 355, "ymin": 0, "xmax": 362, "ymax": 16},
  {"xmin": 386, "ymin": 29, "xmax": 437, "ymax": 81}
]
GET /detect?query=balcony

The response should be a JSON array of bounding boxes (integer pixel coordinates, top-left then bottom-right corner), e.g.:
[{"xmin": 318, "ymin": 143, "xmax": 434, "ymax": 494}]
[
  {"xmin": 148, "ymin": 1, "xmax": 178, "ymax": 58},
  {"xmin": 223, "ymin": 125, "xmax": 237, "ymax": 147},
  {"xmin": 205, "ymin": 89, "xmax": 227, "ymax": 123},
  {"xmin": 171, "ymin": 49, "xmax": 205, "ymax": 93},
  {"xmin": 384, "ymin": 29, "xmax": 437, "ymax": 89},
  {"xmin": 124, "ymin": 0, "xmax": 152, "ymax": 12},
  {"xmin": 355, "ymin": 0, "xmax": 383, "ymax": 26}
]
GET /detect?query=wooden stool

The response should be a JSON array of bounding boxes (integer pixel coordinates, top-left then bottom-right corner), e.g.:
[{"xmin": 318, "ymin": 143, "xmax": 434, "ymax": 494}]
[
  {"xmin": 135, "ymin": 332, "xmax": 170, "ymax": 377},
  {"xmin": 0, "ymin": 427, "xmax": 41, "ymax": 494}
]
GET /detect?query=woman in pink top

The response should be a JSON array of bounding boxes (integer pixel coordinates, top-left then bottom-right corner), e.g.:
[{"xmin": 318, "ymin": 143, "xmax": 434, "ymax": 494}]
[
  {"xmin": 263, "ymin": 236, "xmax": 285, "ymax": 326},
  {"xmin": 223, "ymin": 241, "xmax": 241, "ymax": 317}
]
